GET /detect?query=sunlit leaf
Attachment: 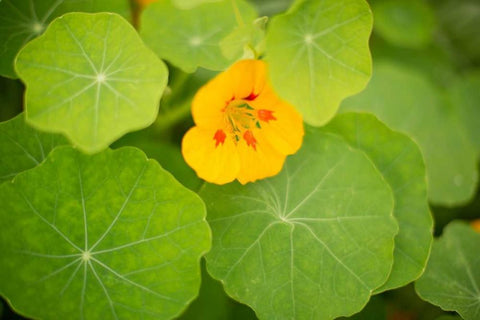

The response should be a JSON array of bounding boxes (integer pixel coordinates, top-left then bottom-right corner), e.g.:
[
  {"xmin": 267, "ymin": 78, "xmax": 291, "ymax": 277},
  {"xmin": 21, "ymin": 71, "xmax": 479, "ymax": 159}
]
[
  {"xmin": 140, "ymin": 0, "xmax": 257, "ymax": 73},
  {"xmin": 323, "ymin": 112, "xmax": 432, "ymax": 292},
  {"xmin": 201, "ymin": 130, "xmax": 398, "ymax": 320},
  {"xmin": 415, "ymin": 221, "xmax": 480, "ymax": 320},
  {"xmin": 372, "ymin": 0, "xmax": 435, "ymax": 48},
  {"xmin": 171, "ymin": 0, "xmax": 221, "ymax": 10},
  {"xmin": 16, "ymin": 12, "xmax": 168, "ymax": 153},
  {"xmin": 0, "ymin": 113, "xmax": 68, "ymax": 183},
  {"xmin": 265, "ymin": 0, "xmax": 373, "ymax": 126},
  {"xmin": 0, "ymin": 0, "xmax": 130, "ymax": 78},
  {"xmin": 0, "ymin": 146, "xmax": 210, "ymax": 320},
  {"xmin": 341, "ymin": 60, "xmax": 478, "ymax": 206}
]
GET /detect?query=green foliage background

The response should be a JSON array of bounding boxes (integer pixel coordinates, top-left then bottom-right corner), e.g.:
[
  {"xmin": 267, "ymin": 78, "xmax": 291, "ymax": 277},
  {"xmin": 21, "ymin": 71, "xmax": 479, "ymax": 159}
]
[{"xmin": 0, "ymin": 0, "xmax": 479, "ymax": 319}]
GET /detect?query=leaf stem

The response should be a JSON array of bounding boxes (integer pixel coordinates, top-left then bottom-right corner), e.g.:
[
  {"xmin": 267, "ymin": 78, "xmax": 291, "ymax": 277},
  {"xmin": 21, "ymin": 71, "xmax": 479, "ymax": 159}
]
[{"xmin": 231, "ymin": 0, "xmax": 245, "ymax": 27}]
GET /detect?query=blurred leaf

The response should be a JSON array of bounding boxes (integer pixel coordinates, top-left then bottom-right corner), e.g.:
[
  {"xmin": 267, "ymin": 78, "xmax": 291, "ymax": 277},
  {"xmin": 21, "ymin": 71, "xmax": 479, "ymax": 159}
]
[
  {"xmin": 140, "ymin": 0, "xmax": 257, "ymax": 73},
  {"xmin": 201, "ymin": 130, "xmax": 398, "ymax": 319},
  {"xmin": 415, "ymin": 221, "xmax": 480, "ymax": 320},
  {"xmin": 447, "ymin": 71, "xmax": 480, "ymax": 154},
  {"xmin": 171, "ymin": 0, "xmax": 221, "ymax": 9},
  {"xmin": 0, "ymin": 0, "xmax": 130, "ymax": 78},
  {"xmin": 265, "ymin": 0, "xmax": 373, "ymax": 126},
  {"xmin": 432, "ymin": 0, "xmax": 480, "ymax": 65},
  {"xmin": 0, "ymin": 113, "xmax": 68, "ymax": 183},
  {"xmin": 341, "ymin": 61, "xmax": 478, "ymax": 206},
  {"xmin": 0, "ymin": 146, "xmax": 210, "ymax": 320},
  {"xmin": 16, "ymin": 12, "xmax": 168, "ymax": 153},
  {"xmin": 372, "ymin": 0, "xmax": 435, "ymax": 48},
  {"xmin": 0, "ymin": 77, "xmax": 23, "ymax": 121},
  {"xmin": 246, "ymin": 0, "xmax": 292, "ymax": 16},
  {"xmin": 323, "ymin": 113, "xmax": 432, "ymax": 292}
]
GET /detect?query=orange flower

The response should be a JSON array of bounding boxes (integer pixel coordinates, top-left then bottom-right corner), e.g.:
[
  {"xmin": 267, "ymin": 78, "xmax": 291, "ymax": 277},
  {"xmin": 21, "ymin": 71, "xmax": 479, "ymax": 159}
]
[{"xmin": 181, "ymin": 59, "xmax": 304, "ymax": 185}]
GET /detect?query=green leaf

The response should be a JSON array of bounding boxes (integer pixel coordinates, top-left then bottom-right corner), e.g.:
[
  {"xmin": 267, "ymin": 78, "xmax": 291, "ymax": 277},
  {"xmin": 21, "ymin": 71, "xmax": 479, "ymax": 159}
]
[
  {"xmin": 372, "ymin": 0, "xmax": 435, "ymax": 48},
  {"xmin": 220, "ymin": 16, "xmax": 267, "ymax": 60},
  {"xmin": 112, "ymin": 131, "xmax": 203, "ymax": 192},
  {"xmin": 140, "ymin": 0, "xmax": 257, "ymax": 73},
  {"xmin": 341, "ymin": 61, "xmax": 478, "ymax": 206},
  {"xmin": 415, "ymin": 221, "xmax": 480, "ymax": 320},
  {"xmin": 201, "ymin": 130, "xmax": 398, "ymax": 320},
  {"xmin": 0, "ymin": 146, "xmax": 210, "ymax": 320},
  {"xmin": 323, "ymin": 112, "xmax": 432, "ymax": 292},
  {"xmin": 15, "ymin": 12, "xmax": 168, "ymax": 153},
  {"xmin": 448, "ymin": 71, "xmax": 480, "ymax": 154},
  {"xmin": 0, "ymin": 0, "xmax": 130, "ymax": 78},
  {"xmin": 0, "ymin": 113, "xmax": 68, "ymax": 183},
  {"xmin": 171, "ymin": 0, "xmax": 221, "ymax": 10},
  {"xmin": 265, "ymin": 0, "xmax": 373, "ymax": 126}
]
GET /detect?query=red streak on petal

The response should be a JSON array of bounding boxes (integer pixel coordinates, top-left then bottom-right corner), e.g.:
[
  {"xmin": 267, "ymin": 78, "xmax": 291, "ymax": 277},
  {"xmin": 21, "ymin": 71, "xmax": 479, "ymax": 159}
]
[
  {"xmin": 245, "ymin": 92, "xmax": 258, "ymax": 101},
  {"xmin": 213, "ymin": 129, "xmax": 226, "ymax": 147},
  {"xmin": 243, "ymin": 130, "xmax": 257, "ymax": 150},
  {"xmin": 257, "ymin": 109, "xmax": 277, "ymax": 122}
]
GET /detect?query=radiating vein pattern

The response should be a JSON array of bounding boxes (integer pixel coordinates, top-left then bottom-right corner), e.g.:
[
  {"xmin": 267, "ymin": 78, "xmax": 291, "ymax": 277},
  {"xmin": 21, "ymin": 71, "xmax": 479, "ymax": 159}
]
[
  {"xmin": 16, "ymin": 12, "xmax": 168, "ymax": 153},
  {"xmin": 416, "ymin": 222, "xmax": 480, "ymax": 320},
  {"xmin": 0, "ymin": 147, "xmax": 210, "ymax": 320},
  {"xmin": 202, "ymin": 131, "xmax": 398, "ymax": 320},
  {"xmin": 0, "ymin": 0, "xmax": 130, "ymax": 78},
  {"xmin": 266, "ymin": 0, "xmax": 373, "ymax": 125}
]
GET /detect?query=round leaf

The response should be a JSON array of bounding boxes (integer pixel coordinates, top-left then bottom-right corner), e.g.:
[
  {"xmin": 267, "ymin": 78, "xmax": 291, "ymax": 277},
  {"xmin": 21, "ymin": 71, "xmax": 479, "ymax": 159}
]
[
  {"xmin": 201, "ymin": 130, "xmax": 398, "ymax": 319},
  {"xmin": 265, "ymin": 0, "xmax": 373, "ymax": 126},
  {"xmin": 0, "ymin": 0, "xmax": 130, "ymax": 78},
  {"xmin": 140, "ymin": 0, "xmax": 257, "ymax": 73},
  {"xmin": 0, "ymin": 146, "xmax": 211, "ymax": 320},
  {"xmin": 15, "ymin": 12, "xmax": 168, "ymax": 153},
  {"xmin": 323, "ymin": 112, "xmax": 433, "ymax": 292},
  {"xmin": 341, "ymin": 61, "xmax": 478, "ymax": 206},
  {"xmin": 0, "ymin": 113, "xmax": 68, "ymax": 183},
  {"xmin": 415, "ymin": 221, "xmax": 480, "ymax": 320}
]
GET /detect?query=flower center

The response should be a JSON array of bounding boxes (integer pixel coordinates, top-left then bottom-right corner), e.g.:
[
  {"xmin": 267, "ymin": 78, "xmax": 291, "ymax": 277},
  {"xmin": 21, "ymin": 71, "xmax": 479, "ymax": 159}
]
[
  {"xmin": 213, "ymin": 93, "xmax": 277, "ymax": 149},
  {"xmin": 224, "ymin": 99, "xmax": 260, "ymax": 139}
]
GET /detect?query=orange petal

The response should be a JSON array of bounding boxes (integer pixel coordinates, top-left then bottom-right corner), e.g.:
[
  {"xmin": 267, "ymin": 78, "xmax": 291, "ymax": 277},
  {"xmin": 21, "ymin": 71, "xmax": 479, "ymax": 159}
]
[
  {"xmin": 182, "ymin": 127, "xmax": 240, "ymax": 184},
  {"xmin": 251, "ymin": 85, "xmax": 304, "ymax": 155},
  {"xmin": 236, "ymin": 132, "xmax": 286, "ymax": 184}
]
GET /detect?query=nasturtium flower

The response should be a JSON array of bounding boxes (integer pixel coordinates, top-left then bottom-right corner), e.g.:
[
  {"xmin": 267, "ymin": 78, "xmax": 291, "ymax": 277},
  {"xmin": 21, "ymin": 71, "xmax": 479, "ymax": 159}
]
[{"xmin": 182, "ymin": 59, "xmax": 304, "ymax": 185}]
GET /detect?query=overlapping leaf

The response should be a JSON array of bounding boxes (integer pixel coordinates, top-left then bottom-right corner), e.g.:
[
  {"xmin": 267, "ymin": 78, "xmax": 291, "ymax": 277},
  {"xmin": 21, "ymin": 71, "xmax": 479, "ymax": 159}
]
[
  {"xmin": 323, "ymin": 113, "xmax": 432, "ymax": 292},
  {"xmin": 201, "ymin": 130, "xmax": 398, "ymax": 320},
  {"xmin": 416, "ymin": 222, "xmax": 480, "ymax": 320},
  {"xmin": 140, "ymin": 0, "xmax": 257, "ymax": 73},
  {"xmin": 0, "ymin": 113, "xmax": 68, "ymax": 183},
  {"xmin": 265, "ymin": 0, "xmax": 373, "ymax": 126},
  {"xmin": 0, "ymin": 146, "xmax": 210, "ymax": 320},
  {"xmin": 16, "ymin": 12, "xmax": 168, "ymax": 153},
  {"xmin": 0, "ymin": 0, "xmax": 130, "ymax": 78},
  {"xmin": 341, "ymin": 60, "xmax": 478, "ymax": 206}
]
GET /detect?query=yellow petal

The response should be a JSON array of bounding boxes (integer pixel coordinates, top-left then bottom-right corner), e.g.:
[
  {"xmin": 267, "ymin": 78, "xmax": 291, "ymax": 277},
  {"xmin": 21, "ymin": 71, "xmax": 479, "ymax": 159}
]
[
  {"xmin": 251, "ymin": 85, "xmax": 304, "ymax": 155},
  {"xmin": 191, "ymin": 71, "xmax": 233, "ymax": 128},
  {"xmin": 182, "ymin": 127, "xmax": 240, "ymax": 184},
  {"xmin": 236, "ymin": 132, "xmax": 286, "ymax": 184},
  {"xmin": 228, "ymin": 59, "xmax": 267, "ymax": 99}
]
